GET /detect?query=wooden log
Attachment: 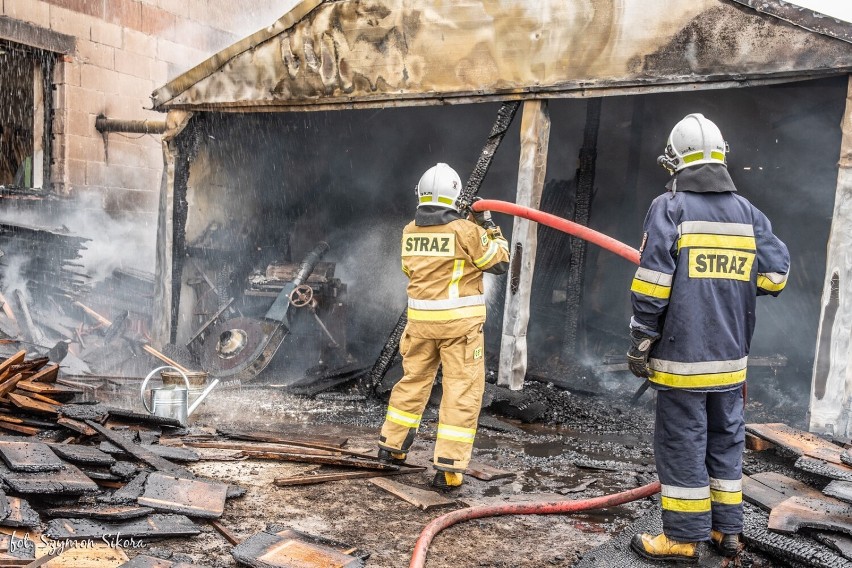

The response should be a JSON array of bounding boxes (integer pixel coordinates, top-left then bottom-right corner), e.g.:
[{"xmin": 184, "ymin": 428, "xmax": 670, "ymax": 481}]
[
  {"xmin": 499, "ymin": 99, "xmax": 551, "ymax": 389},
  {"xmin": 273, "ymin": 466, "xmax": 426, "ymax": 487}
]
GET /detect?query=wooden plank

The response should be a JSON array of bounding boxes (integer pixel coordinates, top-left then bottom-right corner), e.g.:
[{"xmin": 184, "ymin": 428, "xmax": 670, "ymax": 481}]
[
  {"xmin": 140, "ymin": 445, "xmax": 198, "ymax": 462},
  {"xmin": 40, "ymin": 542, "xmax": 129, "ymax": 567},
  {"xmin": 117, "ymin": 555, "xmax": 206, "ymax": 567},
  {"xmin": 138, "ymin": 472, "xmax": 228, "ymax": 519},
  {"xmin": 238, "ymin": 451, "xmax": 398, "ymax": 470},
  {"xmin": 0, "ymin": 423, "xmax": 40, "ymax": 436},
  {"xmin": 217, "ymin": 428, "xmax": 348, "ymax": 449},
  {"xmin": 746, "ymin": 432, "xmax": 776, "ymax": 451},
  {"xmin": 56, "ymin": 418, "xmax": 96, "ymax": 437},
  {"xmin": 231, "ymin": 531, "xmax": 362, "ymax": 568},
  {"xmin": 28, "ymin": 365, "xmax": 58, "ymax": 384},
  {"xmin": 44, "ymin": 505, "xmax": 153, "ymax": 521},
  {"xmin": 8, "ymin": 394, "xmax": 58, "ymax": 416},
  {"xmin": 209, "ymin": 519, "xmax": 241, "ymax": 545},
  {"xmin": 743, "ymin": 475, "xmax": 787, "ymax": 511},
  {"xmin": 1, "ymin": 498, "xmax": 41, "ymax": 528},
  {"xmin": 746, "ymin": 423, "xmax": 845, "ymax": 464},
  {"xmin": 0, "ymin": 441, "xmax": 62, "ymax": 472},
  {"xmin": 44, "ymin": 514, "xmax": 200, "ymax": 541},
  {"xmin": 0, "ymin": 352, "xmax": 26, "ymax": 381},
  {"xmin": 796, "ymin": 456, "xmax": 852, "ymax": 481},
  {"xmin": 824, "ymin": 480, "xmax": 852, "ymax": 503},
  {"xmin": 85, "ymin": 421, "xmax": 193, "ymax": 478},
  {"xmin": 0, "ymin": 461, "xmax": 98, "ymax": 494},
  {"xmin": 769, "ymin": 495, "xmax": 852, "ymax": 536},
  {"xmin": 107, "ymin": 408, "xmax": 183, "ymax": 429},
  {"xmin": 273, "ymin": 466, "xmax": 426, "ymax": 487},
  {"xmin": 812, "ymin": 532, "xmax": 852, "ymax": 561},
  {"xmin": 104, "ymin": 472, "xmax": 148, "ymax": 505},
  {"xmin": 751, "ymin": 472, "xmax": 826, "ymax": 500},
  {"xmin": 0, "ymin": 374, "xmax": 28, "ymax": 399},
  {"xmin": 47, "ymin": 444, "xmax": 115, "ymax": 467},
  {"xmin": 369, "ymin": 477, "xmax": 455, "ymax": 511},
  {"xmin": 141, "ymin": 345, "xmax": 191, "ymax": 375},
  {"xmin": 24, "ymin": 393, "xmax": 63, "ymax": 407},
  {"xmin": 466, "ymin": 462, "xmax": 516, "ymax": 481},
  {"xmin": 182, "ymin": 440, "xmax": 336, "ymax": 456},
  {"xmin": 498, "ymin": 99, "xmax": 550, "ymax": 389},
  {"xmin": 16, "ymin": 382, "xmax": 81, "ymax": 397}
]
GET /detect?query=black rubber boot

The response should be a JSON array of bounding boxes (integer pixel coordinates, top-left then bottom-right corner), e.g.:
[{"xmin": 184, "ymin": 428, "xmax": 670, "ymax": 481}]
[{"xmin": 377, "ymin": 448, "xmax": 406, "ymax": 465}]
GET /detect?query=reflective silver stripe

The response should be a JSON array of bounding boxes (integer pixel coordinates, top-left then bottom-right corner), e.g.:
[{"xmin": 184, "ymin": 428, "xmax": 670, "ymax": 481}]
[
  {"xmin": 634, "ymin": 267, "xmax": 673, "ymax": 286},
  {"xmin": 649, "ymin": 356, "xmax": 748, "ymax": 375},
  {"xmin": 759, "ymin": 272, "xmax": 787, "ymax": 284},
  {"xmin": 679, "ymin": 221, "xmax": 754, "ymax": 237},
  {"xmin": 408, "ymin": 295, "xmax": 486, "ymax": 310},
  {"xmin": 710, "ymin": 478, "xmax": 742, "ymax": 492},
  {"xmin": 661, "ymin": 484, "xmax": 710, "ymax": 499}
]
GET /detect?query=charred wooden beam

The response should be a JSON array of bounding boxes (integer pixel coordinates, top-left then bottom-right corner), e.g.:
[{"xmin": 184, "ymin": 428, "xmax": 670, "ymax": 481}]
[{"xmin": 95, "ymin": 115, "xmax": 167, "ymax": 134}]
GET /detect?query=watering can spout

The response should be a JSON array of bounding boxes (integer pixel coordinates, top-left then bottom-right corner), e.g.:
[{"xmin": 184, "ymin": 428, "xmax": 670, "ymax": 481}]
[{"xmin": 187, "ymin": 378, "xmax": 220, "ymax": 416}]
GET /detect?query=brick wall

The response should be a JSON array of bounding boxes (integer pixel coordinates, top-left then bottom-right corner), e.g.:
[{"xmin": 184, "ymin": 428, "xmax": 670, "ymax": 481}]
[{"xmin": 0, "ymin": 0, "xmax": 298, "ymax": 214}]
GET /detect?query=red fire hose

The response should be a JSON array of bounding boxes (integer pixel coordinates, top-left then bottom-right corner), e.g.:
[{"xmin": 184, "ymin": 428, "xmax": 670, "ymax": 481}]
[
  {"xmin": 409, "ymin": 201, "xmax": 651, "ymax": 568},
  {"xmin": 471, "ymin": 199, "xmax": 640, "ymax": 265},
  {"xmin": 410, "ymin": 481, "xmax": 660, "ymax": 568}
]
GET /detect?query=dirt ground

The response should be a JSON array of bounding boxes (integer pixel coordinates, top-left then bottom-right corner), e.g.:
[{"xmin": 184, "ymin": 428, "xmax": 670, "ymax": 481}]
[{"xmin": 102, "ymin": 372, "xmax": 801, "ymax": 567}]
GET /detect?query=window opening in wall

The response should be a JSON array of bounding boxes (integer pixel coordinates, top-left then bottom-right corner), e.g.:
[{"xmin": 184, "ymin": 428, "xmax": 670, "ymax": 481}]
[{"xmin": 0, "ymin": 40, "xmax": 51, "ymax": 190}]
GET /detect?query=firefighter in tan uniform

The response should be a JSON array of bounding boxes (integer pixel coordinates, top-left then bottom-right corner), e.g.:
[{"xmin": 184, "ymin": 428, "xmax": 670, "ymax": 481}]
[{"xmin": 378, "ymin": 163, "xmax": 509, "ymax": 489}]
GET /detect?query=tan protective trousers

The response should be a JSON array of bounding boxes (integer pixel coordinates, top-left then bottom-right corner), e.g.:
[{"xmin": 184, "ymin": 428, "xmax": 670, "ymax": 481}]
[{"xmin": 379, "ymin": 322, "xmax": 485, "ymax": 472}]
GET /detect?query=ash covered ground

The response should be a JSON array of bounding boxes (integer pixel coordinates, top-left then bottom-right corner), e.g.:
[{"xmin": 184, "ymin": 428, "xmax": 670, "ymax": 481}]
[{"xmin": 101, "ymin": 369, "xmax": 801, "ymax": 567}]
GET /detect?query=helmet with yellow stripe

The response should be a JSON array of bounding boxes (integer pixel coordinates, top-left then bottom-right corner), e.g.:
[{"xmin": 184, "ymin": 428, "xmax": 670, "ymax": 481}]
[
  {"xmin": 658, "ymin": 113, "xmax": 729, "ymax": 174},
  {"xmin": 416, "ymin": 163, "xmax": 462, "ymax": 210}
]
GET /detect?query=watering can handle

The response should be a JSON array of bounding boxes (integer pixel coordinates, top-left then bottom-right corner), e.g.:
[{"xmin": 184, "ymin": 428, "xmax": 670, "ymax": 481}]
[{"xmin": 140, "ymin": 366, "xmax": 190, "ymax": 414}]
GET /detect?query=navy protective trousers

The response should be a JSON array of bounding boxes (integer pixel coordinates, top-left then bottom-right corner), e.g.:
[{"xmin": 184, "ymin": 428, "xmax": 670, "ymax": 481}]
[{"xmin": 655, "ymin": 388, "xmax": 744, "ymax": 541}]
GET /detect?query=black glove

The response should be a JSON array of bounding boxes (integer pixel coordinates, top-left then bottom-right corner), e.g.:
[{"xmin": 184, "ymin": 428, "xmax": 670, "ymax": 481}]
[
  {"xmin": 627, "ymin": 329, "xmax": 657, "ymax": 378},
  {"xmin": 470, "ymin": 197, "xmax": 497, "ymax": 230}
]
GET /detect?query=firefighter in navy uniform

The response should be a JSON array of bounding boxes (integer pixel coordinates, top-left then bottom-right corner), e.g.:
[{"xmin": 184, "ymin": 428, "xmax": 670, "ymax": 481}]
[
  {"xmin": 377, "ymin": 163, "xmax": 509, "ymax": 489},
  {"xmin": 628, "ymin": 114, "xmax": 790, "ymax": 563}
]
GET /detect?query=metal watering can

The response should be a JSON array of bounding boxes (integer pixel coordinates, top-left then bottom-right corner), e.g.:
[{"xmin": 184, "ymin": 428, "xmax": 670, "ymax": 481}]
[{"xmin": 141, "ymin": 366, "xmax": 220, "ymax": 425}]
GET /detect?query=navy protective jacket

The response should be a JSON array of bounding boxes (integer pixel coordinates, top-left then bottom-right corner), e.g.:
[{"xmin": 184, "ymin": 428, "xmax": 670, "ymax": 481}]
[{"xmin": 630, "ymin": 164, "xmax": 790, "ymax": 392}]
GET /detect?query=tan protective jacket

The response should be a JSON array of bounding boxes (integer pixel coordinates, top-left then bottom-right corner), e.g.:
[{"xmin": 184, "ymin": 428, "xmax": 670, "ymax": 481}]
[{"xmin": 402, "ymin": 216, "xmax": 509, "ymax": 336}]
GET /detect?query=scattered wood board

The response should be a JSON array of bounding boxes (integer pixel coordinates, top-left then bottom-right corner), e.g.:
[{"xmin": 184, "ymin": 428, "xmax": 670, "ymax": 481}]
[
  {"xmin": 231, "ymin": 531, "xmax": 362, "ymax": 568},
  {"xmin": 39, "ymin": 542, "xmax": 129, "ymax": 567},
  {"xmin": 16, "ymin": 381, "xmax": 82, "ymax": 397},
  {"xmin": 1, "ymin": 497, "xmax": 40, "ymax": 528},
  {"xmin": 267, "ymin": 528, "xmax": 368, "ymax": 561},
  {"xmin": 746, "ymin": 432, "xmax": 776, "ymax": 451},
  {"xmin": 812, "ymin": 532, "xmax": 852, "ymax": 561},
  {"xmin": 369, "ymin": 477, "xmax": 455, "ymax": 511},
  {"xmin": 44, "ymin": 514, "xmax": 200, "ymax": 540},
  {"xmin": 217, "ymin": 428, "xmax": 348, "ymax": 448},
  {"xmin": 239, "ymin": 451, "xmax": 398, "ymax": 471},
  {"xmin": 85, "ymin": 421, "xmax": 193, "ymax": 478},
  {"xmin": 466, "ymin": 462, "xmax": 516, "ymax": 481},
  {"xmin": 273, "ymin": 466, "xmax": 426, "ymax": 487},
  {"xmin": 182, "ymin": 440, "xmax": 336, "ymax": 456},
  {"xmin": 744, "ymin": 472, "xmax": 837, "ymax": 512},
  {"xmin": 139, "ymin": 445, "xmax": 199, "ymax": 462},
  {"xmin": 117, "ymin": 555, "xmax": 206, "ymax": 567},
  {"xmin": 56, "ymin": 418, "xmax": 97, "ymax": 437},
  {"xmin": 47, "ymin": 444, "xmax": 115, "ymax": 467},
  {"xmin": 0, "ymin": 422, "xmax": 40, "ymax": 436},
  {"xmin": 28, "ymin": 364, "xmax": 58, "ymax": 384},
  {"xmin": 8, "ymin": 394, "xmax": 58, "ymax": 416},
  {"xmin": 103, "ymin": 472, "xmax": 148, "ymax": 505},
  {"xmin": 209, "ymin": 519, "xmax": 241, "ymax": 545},
  {"xmin": 743, "ymin": 476, "xmax": 788, "ymax": 511},
  {"xmin": 138, "ymin": 472, "xmax": 228, "ymax": 519},
  {"xmin": 824, "ymin": 480, "xmax": 852, "ymax": 504},
  {"xmin": 769, "ymin": 495, "xmax": 852, "ymax": 536},
  {"xmin": 44, "ymin": 505, "xmax": 153, "ymax": 521},
  {"xmin": 747, "ymin": 423, "xmax": 845, "ymax": 465},
  {"xmin": 796, "ymin": 456, "xmax": 852, "ymax": 482},
  {"xmin": 0, "ymin": 461, "xmax": 98, "ymax": 494},
  {"xmin": 0, "ymin": 352, "xmax": 26, "ymax": 381},
  {"xmin": 106, "ymin": 408, "xmax": 183, "ymax": 429}
]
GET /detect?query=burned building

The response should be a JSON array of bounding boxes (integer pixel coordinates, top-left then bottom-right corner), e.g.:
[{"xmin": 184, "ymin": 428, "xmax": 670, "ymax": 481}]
[{"xmin": 150, "ymin": 1, "xmax": 852, "ymax": 435}]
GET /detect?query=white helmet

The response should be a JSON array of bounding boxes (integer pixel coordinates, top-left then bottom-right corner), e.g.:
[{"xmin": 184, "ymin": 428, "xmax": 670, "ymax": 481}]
[
  {"xmin": 416, "ymin": 163, "xmax": 462, "ymax": 209},
  {"xmin": 658, "ymin": 113, "xmax": 729, "ymax": 174}
]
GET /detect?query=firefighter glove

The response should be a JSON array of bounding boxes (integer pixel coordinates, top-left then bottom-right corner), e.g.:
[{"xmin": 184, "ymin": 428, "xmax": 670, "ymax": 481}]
[
  {"xmin": 470, "ymin": 197, "xmax": 497, "ymax": 230},
  {"xmin": 627, "ymin": 329, "xmax": 657, "ymax": 378}
]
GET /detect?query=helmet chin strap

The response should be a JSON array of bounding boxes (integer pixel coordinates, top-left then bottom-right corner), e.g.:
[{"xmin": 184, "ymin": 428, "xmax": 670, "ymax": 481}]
[{"xmin": 657, "ymin": 155, "xmax": 677, "ymax": 175}]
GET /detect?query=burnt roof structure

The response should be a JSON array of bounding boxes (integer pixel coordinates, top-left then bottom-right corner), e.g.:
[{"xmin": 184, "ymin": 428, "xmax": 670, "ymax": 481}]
[{"xmin": 151, "ymin": 0, "xmax": 852, "ymax": 438}]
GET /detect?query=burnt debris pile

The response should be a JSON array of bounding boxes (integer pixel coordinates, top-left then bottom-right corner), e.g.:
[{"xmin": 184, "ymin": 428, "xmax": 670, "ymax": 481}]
[{"xmin": 0, "ymin": 349, "xmax": 381, "ymax": 565}]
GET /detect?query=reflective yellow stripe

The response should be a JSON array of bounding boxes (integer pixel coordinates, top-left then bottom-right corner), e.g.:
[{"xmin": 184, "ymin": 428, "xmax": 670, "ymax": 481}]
[
  {"xmin": 710, "ymin": 489, "xmax": 743, "ymax": 505},
  {"xmin": 437, "ymin": 196, "xmax": 455, "ymax": 205},
  {"xmin": 631, "ymin": 278, "xmax": 671, "ymax": 300},
  {"xmin": 386, "ymin": 406, "xmax": 421, "ymax": 428},
  {"xmin": 711, "ymin": 151, "xmax": 725, "ymax": 162},
  {"xmin": 419, "ymin": 195, "xmax": 432, "ymax": 203},
  {"xmin": 448, "ymin": 260, "xmax": 464, "ymax": 299},
  {"xmin": 757, "ymin": 274, "xmax": 786, "ymax": 292},
  {"xmin": 661, "ymin": 496, "xmax": 712, "ymax": 513},
  {"xmin": 677, "ymin": 234, "xmax": 756, "ymax": 251},
  {"xmin": 650, "ymin": 368, "xmax": 747, "ymax": 389},
  {"xmin": 474, "ymin": 241, "xmax": 500, "ymax": 268},
  {"xmin": 682, "ymin": 151, "xmax": 704, "ymax": 164},
  {"xmin": 437, "ymin": 424, "xmax": 476, "ymax": 444},
  {"xmin": 407, "ymin": 305, "xmax": 486, "ymax": 321}
]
